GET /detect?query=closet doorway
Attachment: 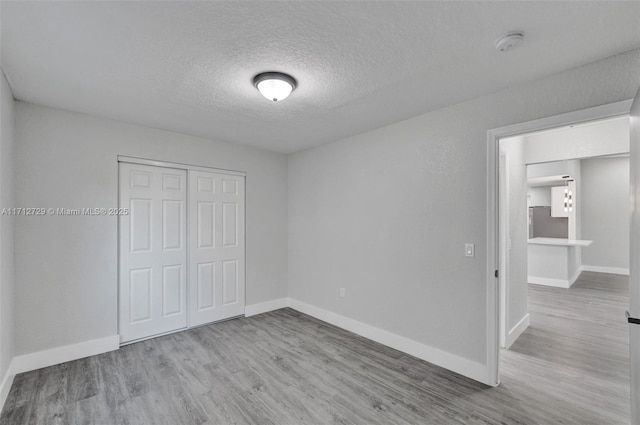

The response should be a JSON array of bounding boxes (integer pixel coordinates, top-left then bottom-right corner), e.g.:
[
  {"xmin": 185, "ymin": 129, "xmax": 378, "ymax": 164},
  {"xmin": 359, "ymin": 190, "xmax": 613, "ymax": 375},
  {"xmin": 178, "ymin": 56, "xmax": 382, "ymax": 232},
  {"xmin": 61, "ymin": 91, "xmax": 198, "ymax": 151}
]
[{"xmin": 118, "ymin": 158, "xmax": 245, "ymax": 344}]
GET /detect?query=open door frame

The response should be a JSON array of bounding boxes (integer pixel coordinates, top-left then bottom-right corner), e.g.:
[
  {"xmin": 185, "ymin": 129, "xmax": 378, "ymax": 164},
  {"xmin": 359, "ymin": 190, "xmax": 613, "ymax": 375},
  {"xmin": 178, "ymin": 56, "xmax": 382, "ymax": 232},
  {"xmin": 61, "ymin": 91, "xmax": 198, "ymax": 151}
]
[
  {"xmin": 629, "ymin": 88, "xmax": 640, "ymax": 425},
  {"xmin": 485, "ymin": 99, "xmax": 633, "ymax": 387}
]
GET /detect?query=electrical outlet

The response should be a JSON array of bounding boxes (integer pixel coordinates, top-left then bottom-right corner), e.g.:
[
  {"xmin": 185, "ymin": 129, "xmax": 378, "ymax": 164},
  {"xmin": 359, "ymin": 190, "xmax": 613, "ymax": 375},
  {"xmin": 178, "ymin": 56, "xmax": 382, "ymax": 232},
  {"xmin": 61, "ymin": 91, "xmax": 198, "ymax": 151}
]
[
  {"xmin": 340, "ymin": 288, "xmax": 345, "ymax": 298},
  {"xmin": 465, "ymin": 243, "xmax": 475, "ymax": 258}
]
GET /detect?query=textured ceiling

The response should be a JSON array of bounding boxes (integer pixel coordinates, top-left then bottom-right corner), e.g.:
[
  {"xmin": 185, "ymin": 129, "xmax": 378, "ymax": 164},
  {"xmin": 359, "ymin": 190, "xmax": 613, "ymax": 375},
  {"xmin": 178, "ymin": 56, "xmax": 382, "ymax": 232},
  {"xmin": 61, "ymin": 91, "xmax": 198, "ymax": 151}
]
[{"xmin": 2, "ymin": 1, "xmax": 640, "ymax": 153}]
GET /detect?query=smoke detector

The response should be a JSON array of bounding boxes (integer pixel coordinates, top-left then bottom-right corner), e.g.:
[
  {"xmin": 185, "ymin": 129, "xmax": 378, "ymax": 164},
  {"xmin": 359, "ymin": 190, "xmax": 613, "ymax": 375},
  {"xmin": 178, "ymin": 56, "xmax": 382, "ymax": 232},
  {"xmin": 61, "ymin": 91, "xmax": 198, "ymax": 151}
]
[{"xmin": 495, "ymin": 31, "xmax": 524, "ymax": 52}]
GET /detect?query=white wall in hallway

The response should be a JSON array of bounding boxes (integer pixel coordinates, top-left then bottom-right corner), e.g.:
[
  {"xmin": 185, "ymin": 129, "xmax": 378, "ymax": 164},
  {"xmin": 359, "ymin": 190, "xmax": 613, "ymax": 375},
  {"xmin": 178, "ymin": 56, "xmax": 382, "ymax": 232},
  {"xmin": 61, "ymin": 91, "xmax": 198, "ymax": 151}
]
[
  {"xmin": 581, "ymin": 156, "xmax": 630, "ymax": 272},
  {"xmin": 499, "ymin": 136, "xmax": 529, "ymax": 347},
  {"xmin": 14, "ymin": 103, "xmax": 288, "ymax": 356}
]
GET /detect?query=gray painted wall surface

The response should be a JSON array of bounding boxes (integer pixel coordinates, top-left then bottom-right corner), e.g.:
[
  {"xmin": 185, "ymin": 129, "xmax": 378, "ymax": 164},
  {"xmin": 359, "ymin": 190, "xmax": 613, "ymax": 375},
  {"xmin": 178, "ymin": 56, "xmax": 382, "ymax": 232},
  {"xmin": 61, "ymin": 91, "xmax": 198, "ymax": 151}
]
[
  {"xmin": 14, "ymin": 103, "xmax": 289, "ymax": 355},
  {"xmin": 288, "ymin": 49, "xmax": 640, "ymax": 365}
]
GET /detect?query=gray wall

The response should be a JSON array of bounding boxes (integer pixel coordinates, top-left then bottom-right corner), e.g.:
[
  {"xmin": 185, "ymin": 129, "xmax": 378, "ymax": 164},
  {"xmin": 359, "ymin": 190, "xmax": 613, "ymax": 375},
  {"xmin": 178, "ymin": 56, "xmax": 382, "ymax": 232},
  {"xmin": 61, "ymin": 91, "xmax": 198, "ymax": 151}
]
[
  {"xmin": 14, "ymin": 103, "xmax": 288, "ymax": 355},
  {"xmin": 581, "ymin": 157, "xmax": 630, "ymax": 271},
  {"xmin": 0, "ymin": 71, "xmax": 15, "ymax": 387},
  {"xmin": 288, "ymin": 49, "xmax": 640, "ymax": 367}
]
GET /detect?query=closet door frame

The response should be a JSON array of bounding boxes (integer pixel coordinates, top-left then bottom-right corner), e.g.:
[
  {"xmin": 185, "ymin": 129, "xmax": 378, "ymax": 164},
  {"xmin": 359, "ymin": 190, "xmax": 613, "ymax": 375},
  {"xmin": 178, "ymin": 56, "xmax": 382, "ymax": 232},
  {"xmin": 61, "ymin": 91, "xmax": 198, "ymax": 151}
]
[
  {"xmin": 117, "ymin": 156, "xmax": 246, "ymax": 344},
  {"xmin": 118, "ymin": 156, "xmax": 246, "ymax": 178}
]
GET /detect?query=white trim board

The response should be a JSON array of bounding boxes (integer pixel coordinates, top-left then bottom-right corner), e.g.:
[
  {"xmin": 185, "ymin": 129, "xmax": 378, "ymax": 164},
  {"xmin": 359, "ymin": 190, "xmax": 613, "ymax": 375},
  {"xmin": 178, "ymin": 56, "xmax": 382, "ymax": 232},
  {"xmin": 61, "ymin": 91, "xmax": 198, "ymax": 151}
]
[
  {"xmin": 12, "ymin": 335, "xmax": 119, "ymax": 375},
  {"xmin": 4, "ymin": 297, "xmax": 494, "ymax": 394},
  {"xmin": 245, "ymin": 298, "xmax": 289, "ymax": 317},
  {"xmin": 6, "ymin": 296, "xmax": 291, "ymax": 376},
  {"xmin": 246, "ymin": 297, "xmax": 492, "ymax": 385},
  {"xmin": 288, "ymin": 298, "xmax": 490, "ymax": 386},
  {"xmin": 570, "ymin": 265, "xmax": 583, "ymax": 286},
  {"xmin": 581, "ymin": 265, "xmax": 630, "ymax": 276},
  {"xmin": 117, "ymin": 155, "xmax": 246, "ymax": 176},
  {"xmin": 528, "ymin": 265, "xmax": 583, "ymax": 289},
  {"xmin": 528, "ymin": 276, "xmax": 572, "ymax": 288},
  {"xmin": 505, "ymin": 313, "xmax": 530, "ymax": 349},
  {"xmin": 0, "ymin": 359, "xmax": 15, "ymax": 414}
]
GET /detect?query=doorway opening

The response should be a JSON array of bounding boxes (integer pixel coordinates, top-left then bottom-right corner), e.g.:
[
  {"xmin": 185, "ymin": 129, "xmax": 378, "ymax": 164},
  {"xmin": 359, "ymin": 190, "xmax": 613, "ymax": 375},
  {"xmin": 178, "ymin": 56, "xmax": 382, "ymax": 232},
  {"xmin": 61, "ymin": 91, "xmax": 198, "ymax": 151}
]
[
  {"xmin": 486, "ymin": 101, "xmax": 633, "ymax": 422},
  {"xmin": 499, "ymin": 116, "xmax": 630, "ymax": 348}
]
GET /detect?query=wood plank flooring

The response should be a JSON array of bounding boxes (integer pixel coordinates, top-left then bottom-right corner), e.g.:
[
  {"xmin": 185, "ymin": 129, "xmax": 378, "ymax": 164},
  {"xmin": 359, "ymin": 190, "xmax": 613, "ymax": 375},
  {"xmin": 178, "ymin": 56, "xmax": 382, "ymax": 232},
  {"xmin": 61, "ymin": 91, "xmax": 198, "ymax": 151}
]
[
  {"xmin": 0, "ymin": 271, "xmax": 630, "ymax": 424},
  {"xmin": 500, "ymin": 271, "xmax": 630, "ymax": 425}
]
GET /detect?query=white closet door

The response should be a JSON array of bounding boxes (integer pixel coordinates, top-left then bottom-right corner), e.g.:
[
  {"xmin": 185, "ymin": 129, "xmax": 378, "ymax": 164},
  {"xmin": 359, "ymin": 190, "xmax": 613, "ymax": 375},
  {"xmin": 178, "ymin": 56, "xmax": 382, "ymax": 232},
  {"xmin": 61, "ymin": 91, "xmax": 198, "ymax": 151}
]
[
  {"xmin": 119, "ymin": 163, "xmax": 187, "ymax": 343},
  {"xmin": 189, "ymin": 170, "xmax": 245, "ymax": 326}
]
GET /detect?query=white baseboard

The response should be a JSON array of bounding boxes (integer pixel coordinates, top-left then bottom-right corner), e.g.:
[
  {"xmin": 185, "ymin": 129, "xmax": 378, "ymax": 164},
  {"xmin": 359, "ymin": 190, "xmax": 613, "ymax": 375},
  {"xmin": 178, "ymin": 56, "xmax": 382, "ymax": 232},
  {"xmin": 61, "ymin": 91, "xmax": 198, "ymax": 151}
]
[
  {"xmin": 581, "ymin": 265, "xmax": 629, "ymax": 276},
  {"xmin": 0, "ymin": 358, "xmax": 15, "ymax": 414},
  {"xmin": 569, "ymin": 266, "xmax": 584, "ymax": 287},
  {"xmin": 529, "ymin": 264, "xmax": 626, "ymax": 288},
  {"xmin": 288, "ymin": 298, "xmax": 489, "ymax": 386},
  {"xmin": 245, "ymin": 297, "xmax": 289, "ymax": 317},
  {"xmin": 528, "ymin": 275, "xmax": 570, "ymax": 288},
  {"xmin": 505, "ymin": 313, "xmax": 530, "ymax": 349},
  {"xmin": 13, "ymin": 335, "xmax": 119, "ymax": 375},
  {"xmin": 5, "ymin": 299, "xmax": 494, "ymax": 392}
]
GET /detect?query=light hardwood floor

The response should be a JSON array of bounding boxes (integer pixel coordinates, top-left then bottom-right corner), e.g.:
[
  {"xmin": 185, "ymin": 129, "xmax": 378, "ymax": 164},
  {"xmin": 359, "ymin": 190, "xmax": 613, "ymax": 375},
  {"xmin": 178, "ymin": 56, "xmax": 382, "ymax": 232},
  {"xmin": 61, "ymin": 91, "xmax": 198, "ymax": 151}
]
[
  {"xmin": 500, "ymin": 271, "xmax": 629, "ymax": 425},
  {"xmin": 0, "ymin": 271, "xmax": 629, "ymax": 424}
]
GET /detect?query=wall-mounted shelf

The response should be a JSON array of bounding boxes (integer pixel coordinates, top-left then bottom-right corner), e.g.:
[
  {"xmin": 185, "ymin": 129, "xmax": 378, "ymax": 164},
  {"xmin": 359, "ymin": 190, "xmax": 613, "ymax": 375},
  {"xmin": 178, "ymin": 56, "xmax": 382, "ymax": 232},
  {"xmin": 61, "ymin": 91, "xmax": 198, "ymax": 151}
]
[{"xmin": 528, "ymin": 237, "xmax": 592, "ymax": 247}]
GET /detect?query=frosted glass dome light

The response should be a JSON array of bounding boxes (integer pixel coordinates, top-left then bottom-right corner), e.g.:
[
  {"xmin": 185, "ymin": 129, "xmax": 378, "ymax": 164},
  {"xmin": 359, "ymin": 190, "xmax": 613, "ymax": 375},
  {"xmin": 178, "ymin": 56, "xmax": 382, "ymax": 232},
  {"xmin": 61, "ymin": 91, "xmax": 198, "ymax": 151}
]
[{"xmin": 253, "ymin": 72, "xmax": 297, "ymax": 102}]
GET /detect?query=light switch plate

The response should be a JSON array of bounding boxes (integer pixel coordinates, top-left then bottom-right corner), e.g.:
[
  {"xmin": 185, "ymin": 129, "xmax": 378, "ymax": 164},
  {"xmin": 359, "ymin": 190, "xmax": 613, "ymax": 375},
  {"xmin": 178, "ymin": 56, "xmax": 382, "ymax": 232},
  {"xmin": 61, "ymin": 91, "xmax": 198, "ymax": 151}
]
[{"xmin": 465, "ymin": 243, "xmax": 475, "ymax": 258}]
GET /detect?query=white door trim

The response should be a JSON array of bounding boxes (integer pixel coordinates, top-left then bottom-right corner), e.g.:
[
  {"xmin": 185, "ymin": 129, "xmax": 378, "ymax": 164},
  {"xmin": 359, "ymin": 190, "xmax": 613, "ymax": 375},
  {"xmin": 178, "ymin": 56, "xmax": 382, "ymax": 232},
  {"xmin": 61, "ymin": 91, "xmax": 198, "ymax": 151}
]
[
  {"xmin": 498, "ymin": 153, "xmax": 509, "ymax": 349},
  {"xmin": 485, "ymin": 99, "xmax": 633, "ymax": 386},
  {"xmin": 628, "ymin": 88, "xmax": 640, "ymax": 425},
  {"xmin": 117, "ymin": 155, "xmax": 246, "ymax": 176}
]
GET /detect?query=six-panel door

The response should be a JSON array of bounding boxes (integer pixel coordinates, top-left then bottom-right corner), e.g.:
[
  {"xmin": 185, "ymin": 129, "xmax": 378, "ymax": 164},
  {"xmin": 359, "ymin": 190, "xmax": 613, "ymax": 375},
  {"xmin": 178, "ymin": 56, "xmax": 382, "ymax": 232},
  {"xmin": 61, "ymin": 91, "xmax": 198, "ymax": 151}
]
[
  {"xmin": 119, "ymin": 163, "xmax": 188, "ymax": 343},
  {"xmin": 119, "ymin": 163, "xmax": 245, "ymax": 343},
  {"xmin": 189, "ymin": 170, "xmax": 245, "ymax": 326}
]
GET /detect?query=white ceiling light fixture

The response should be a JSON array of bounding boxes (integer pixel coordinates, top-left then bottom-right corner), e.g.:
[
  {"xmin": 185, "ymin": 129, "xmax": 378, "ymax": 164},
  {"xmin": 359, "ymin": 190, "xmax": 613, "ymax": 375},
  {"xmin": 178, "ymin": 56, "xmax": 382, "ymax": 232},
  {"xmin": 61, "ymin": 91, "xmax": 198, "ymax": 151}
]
[
  {"xmin": 253, "ymin": 72, "xmax": 297, "ymax": 102},
  {"xmin": 495, "ymin": 31, "xmax": 524, "ymax": 52}
]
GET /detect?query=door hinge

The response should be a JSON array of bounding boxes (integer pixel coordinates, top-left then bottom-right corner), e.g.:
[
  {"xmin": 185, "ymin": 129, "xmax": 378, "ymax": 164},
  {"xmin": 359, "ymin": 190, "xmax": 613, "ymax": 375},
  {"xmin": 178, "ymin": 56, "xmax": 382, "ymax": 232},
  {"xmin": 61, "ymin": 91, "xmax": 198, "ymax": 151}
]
[
  {"xmin": 494, "ymin": 270, "xmax": 499, "ymax": 278},
  {"xmin": 626, "ymin": 311, "xmax": 640, "ymax": 325}
]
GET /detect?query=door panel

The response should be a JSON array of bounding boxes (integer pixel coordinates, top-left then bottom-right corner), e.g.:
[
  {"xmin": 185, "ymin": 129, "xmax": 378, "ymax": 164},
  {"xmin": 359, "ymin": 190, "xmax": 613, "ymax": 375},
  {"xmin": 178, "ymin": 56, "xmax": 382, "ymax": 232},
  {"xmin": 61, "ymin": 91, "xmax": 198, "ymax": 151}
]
[
  {"xmin": 162, "ymin": 200, "xmax": 183, "ymax": 250},
  {"xmin": 162, "ymin": 264, "xmax": 183, "ymax": 316},
  {"xmin": 130, "ymin": 199, "xmax": 152, "ymax": 252},
  {"xmin": 189, "ymin": 170, "xmax": 245, "ymax": 326},
  {"xmin": 129, "ymin": 268, "xmax": 152, "ymax": 322},
  {"xmin": 119, "ymin": 163, "xmax": 187, "ymax": 343},
  {"xmin": 197, "ymin": 202, "xmax": 215, "ymax": 248},
  {"xmin": 223, "ymin": 203, "xmax": 238, "ymax": 246},
  {"xmin": 223, "ymin": 259, "xmax": 238, "ymax": 305},
  {"xmin": 197, "ymin": 262, "xmax": 215, "ymax": 310}
]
